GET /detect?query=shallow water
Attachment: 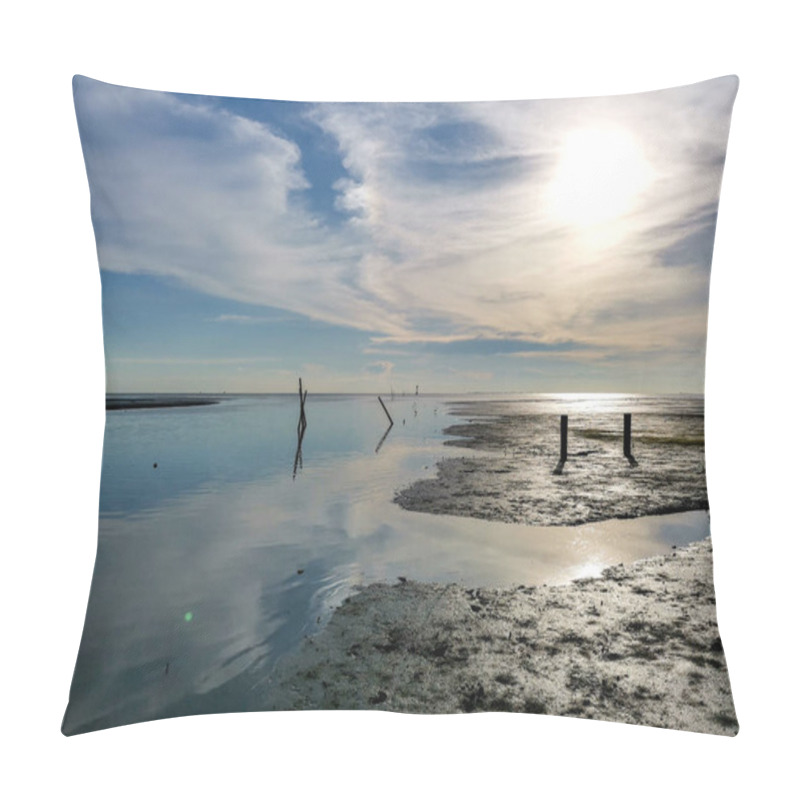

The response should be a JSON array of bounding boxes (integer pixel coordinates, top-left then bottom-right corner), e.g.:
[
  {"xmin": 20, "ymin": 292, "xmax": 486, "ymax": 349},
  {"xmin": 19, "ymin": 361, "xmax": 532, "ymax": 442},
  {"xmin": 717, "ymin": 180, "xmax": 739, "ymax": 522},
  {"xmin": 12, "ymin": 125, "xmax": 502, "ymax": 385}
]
[{"xmin": 64, "ymin": 393, "xmax": 710, "ymax": 734}]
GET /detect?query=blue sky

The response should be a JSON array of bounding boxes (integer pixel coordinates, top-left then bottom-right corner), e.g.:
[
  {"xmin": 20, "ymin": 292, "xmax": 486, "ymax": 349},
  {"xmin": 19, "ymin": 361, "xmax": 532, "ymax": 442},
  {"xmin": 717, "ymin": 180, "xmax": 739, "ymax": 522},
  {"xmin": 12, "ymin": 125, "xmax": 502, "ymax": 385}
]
[{"xmin": 74, "ymin": 75, "xmax": 737, "ymax": 394}]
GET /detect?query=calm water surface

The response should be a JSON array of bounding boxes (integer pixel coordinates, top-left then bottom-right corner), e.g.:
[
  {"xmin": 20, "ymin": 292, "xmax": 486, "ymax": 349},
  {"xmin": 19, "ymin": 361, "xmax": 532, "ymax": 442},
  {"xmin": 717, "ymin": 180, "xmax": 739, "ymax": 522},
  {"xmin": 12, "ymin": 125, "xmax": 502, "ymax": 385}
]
[{"xmin": 64, "ymin": 393, "xmax": 709, "ymax": 733}]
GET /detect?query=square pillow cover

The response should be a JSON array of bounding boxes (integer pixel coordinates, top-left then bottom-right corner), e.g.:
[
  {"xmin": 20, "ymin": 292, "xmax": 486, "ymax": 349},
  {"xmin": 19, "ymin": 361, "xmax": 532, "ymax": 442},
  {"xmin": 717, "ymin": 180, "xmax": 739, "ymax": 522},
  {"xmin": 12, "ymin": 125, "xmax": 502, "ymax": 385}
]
[{"xmin": 64, "ymin": 75, "xmax": 738, "ymax": 735}]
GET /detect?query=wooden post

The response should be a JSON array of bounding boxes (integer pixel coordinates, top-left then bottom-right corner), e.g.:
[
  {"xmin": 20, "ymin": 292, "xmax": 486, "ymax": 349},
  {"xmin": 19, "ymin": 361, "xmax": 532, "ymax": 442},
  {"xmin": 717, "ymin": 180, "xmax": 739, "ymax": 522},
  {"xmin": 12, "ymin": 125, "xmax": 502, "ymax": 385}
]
[
  {"xmin": 623, "ymin": 413, "xmax": 637, "ymax": 466},
  {"xmin": 293, "ymin": 378, "xmax": 309, "ymax": 478},
  {"xmin": 297, "ymin": 379, "xmax": 308, "ymax": 435},
  {"xmin": 623, "ymin": 413, "xmax": 632, "ymax": 457},
  {"xmin": 297, "ymin": 379, "xmax": 303, "ymax": 433},
  {"xmin": 553, "ymin": 414, "xmax": 568, "ymax": 474}
]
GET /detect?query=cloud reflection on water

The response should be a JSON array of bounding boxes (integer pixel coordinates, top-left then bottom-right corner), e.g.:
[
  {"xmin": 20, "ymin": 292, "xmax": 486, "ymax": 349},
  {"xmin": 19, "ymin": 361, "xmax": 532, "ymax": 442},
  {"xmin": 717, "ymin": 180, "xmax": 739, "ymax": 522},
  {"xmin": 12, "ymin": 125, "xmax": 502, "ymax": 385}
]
[{"xmin": 65, "ymin": 395, "xmax": 709, "ymax": 733}]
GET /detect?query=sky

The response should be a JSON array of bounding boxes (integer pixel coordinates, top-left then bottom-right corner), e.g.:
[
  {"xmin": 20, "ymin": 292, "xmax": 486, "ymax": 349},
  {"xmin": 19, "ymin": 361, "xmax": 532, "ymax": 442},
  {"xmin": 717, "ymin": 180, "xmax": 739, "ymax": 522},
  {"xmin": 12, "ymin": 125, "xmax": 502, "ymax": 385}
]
[{"xmin": 73, "ymin": 75, "xmax": 738, "ymax": 395}]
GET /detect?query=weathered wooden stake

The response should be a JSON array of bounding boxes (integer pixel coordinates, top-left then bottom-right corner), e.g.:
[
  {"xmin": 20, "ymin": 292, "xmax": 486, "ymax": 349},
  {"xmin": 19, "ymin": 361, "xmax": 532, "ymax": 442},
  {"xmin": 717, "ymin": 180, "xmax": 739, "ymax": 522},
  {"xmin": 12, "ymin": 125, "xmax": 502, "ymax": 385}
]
[
  {"xmin": 623, "ymin": 413, "xmax": 632, "ymax": 457},
  {"xmin": 378, "ymin": 396, "xmax": 393, "ymax": 427},
  {"xmin": 553, "ymin": 414, "xmax": 568, "ymax": 474},
  {"xmin": 623, "ymin": 412, "xmax": 638, "ymax": 466},
  {"xmin": 297, "ymin": 378, "xmax": 307, "ymax": 433},
  {"xmin": 293, "ymin": 378, "xmax": 308, "ymax": 477}
]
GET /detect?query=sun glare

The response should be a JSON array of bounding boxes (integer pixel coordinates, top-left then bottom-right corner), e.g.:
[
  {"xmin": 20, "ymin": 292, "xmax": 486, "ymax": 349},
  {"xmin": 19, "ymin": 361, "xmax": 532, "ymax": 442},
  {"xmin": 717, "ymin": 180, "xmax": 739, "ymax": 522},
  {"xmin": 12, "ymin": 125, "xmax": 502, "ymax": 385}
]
[{"xmin": 546, "ymin": 127, "xmax": 653, "ymax": 230}]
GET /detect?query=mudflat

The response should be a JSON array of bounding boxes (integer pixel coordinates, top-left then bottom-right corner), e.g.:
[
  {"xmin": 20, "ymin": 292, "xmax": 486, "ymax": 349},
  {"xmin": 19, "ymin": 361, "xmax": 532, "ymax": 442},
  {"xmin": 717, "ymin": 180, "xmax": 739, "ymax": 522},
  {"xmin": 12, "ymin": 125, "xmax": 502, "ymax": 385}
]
[
  {"xmin": 269, "ymin": 538, "xmax": 737, "ymax": 735},
  {"xmin": 396, "ymin": 404, "xmax": 708, "ymax": 526}
]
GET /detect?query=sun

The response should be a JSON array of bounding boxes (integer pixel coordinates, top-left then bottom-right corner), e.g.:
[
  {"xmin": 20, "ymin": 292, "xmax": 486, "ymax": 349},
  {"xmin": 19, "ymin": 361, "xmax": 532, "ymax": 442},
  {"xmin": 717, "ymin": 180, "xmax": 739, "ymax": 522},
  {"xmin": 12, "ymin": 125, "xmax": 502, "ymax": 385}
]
[{"xmin": 546, "ymin": 126, "xmax": 654, "ymax": 229}]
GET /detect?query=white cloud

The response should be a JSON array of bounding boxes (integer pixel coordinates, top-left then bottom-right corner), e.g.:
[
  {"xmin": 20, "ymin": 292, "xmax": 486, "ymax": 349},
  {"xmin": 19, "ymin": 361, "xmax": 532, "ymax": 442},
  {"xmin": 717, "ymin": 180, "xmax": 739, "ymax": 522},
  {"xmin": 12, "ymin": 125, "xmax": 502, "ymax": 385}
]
[
  {"xmin": 308, "ymin": 80, "xmax": 735, "ymax": 361},
  {"xmin": 115, "ymin": 356, "xmax": 278, "ymax": 365},
  {"xmin": 76, "ymin": 76, "xmax": 737, "ymax": 378},
  {"xmin": 75, "ymin": 78, "xmax": 408, "ymax": 337}
]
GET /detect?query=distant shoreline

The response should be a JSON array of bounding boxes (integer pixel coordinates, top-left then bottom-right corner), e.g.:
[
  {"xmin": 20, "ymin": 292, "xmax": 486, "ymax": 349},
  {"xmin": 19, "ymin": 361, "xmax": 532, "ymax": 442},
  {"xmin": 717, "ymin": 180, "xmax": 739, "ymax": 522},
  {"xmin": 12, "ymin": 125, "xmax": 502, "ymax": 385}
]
[{"xmin": 106, "ymin": 396, "xmax": 221, "ymax": 411}]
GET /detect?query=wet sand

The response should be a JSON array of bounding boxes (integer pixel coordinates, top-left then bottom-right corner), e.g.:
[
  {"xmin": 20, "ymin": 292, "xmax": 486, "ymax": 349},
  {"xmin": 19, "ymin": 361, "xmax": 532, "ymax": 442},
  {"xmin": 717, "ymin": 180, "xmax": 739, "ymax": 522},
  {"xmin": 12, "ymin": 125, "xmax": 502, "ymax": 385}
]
[
  {"xmin": 396, "ymin": 404, "xmax": 708, "ymax": 526},
  {"xmin": 269, "ymin": 538, "xmax": 737, "ymax": 735}
]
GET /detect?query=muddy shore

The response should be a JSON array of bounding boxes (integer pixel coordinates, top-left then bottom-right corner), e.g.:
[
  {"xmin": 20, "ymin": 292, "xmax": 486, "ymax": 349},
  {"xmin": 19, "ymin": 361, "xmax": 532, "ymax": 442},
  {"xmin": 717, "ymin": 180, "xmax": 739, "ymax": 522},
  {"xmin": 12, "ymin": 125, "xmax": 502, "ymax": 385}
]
[
  {"xmin": 395, "ymin": 403, "xmax": 708, "ymax": 526},
  {"xmin": 269, "ymin": 538, "xmax": 737, "ymax": 735}
]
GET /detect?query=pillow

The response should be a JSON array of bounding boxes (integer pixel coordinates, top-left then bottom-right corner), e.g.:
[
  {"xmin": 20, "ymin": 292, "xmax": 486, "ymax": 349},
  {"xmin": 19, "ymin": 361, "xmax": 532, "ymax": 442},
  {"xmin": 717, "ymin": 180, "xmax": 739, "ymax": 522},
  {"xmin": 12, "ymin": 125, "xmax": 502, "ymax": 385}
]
[{"xmin": 64, "ymin": 75, "xmax": 738, "ymax": 735}]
